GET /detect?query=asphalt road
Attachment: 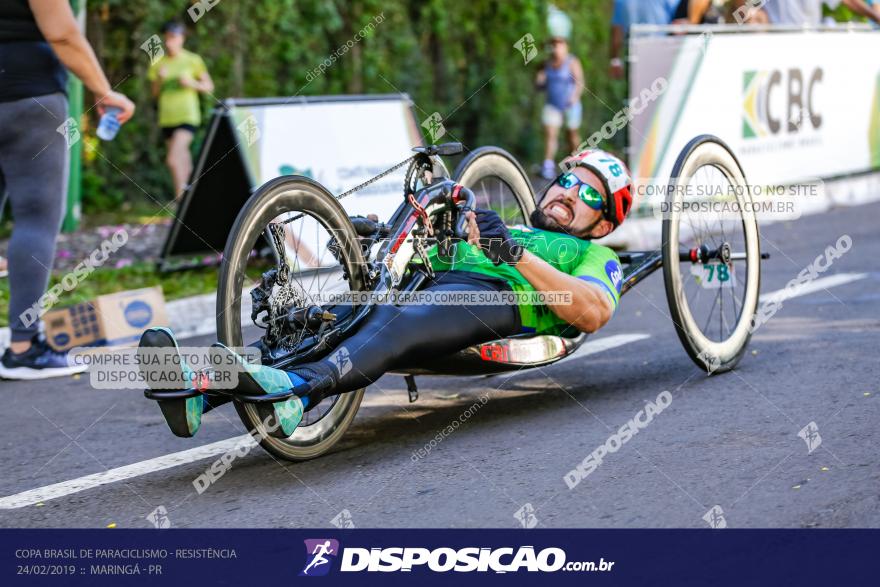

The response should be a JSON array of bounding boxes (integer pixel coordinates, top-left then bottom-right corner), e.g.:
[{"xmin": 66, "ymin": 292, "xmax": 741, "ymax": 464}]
[{"xmin": 1, "ymin": 201, "xmax": 878, "ymax": 529}]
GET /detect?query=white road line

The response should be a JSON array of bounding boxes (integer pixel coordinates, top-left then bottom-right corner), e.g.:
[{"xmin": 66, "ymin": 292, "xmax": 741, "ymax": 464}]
[
  {"xmin": 0, "ymin": 332, "xmax": 651, "ymax": 509},
  {"xmin": 0, "ymin": 435, "xmax": 253, "ymax": 510},
  {"xmin": 760, "ymin": 272, "xmax": 868, "ymax": 306}
]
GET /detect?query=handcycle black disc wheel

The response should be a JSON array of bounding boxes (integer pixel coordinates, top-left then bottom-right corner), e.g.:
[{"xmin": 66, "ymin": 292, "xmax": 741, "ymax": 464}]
[
  {"xmin": 662, "ymin": 135, "xmax": 761, "ymax": 374},
  {"xmin": 453, "ymin": 146, "xmax": 536, "ymax": 225},
  {"xmin": 217, "ymin": 175, "xmax": 366, "ymax": 461}
]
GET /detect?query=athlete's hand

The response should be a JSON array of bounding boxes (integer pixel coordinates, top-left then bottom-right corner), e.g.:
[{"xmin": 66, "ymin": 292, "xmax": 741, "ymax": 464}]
[
  {"xmin": 535, "ymin": 69, "xmax": 547, "ymax": 89},
  {"xmin": 96, "ymin": 90, "xmax": 135, "ymax": 124},
  {"xmin": 465, "ymin": 208, "xmax": 523, "ymax": 266},
  {"xmin": 464, "ymin": 210, "xmax": 477, "ymax": 243},
  {"xmin": 609, "ymin": 58, "xmax": 624, "ymax": 80}
]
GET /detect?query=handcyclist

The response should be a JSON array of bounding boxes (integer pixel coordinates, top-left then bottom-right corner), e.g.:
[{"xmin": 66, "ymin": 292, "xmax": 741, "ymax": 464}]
[{"xmin": 138, "ymin": 149, "xmax": 633, "ymax": 438}]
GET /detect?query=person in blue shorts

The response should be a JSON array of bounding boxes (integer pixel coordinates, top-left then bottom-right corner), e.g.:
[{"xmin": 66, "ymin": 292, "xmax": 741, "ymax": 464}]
[{"xmin": 536, "ymin": 31, "xmax": 584, "ymax": 180}]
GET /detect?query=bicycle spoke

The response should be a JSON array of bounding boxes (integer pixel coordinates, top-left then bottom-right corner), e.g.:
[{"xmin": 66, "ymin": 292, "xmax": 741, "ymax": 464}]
[
  {"xmin": 702, "ymin": 288, "xmax": 721, "ymax": 337},
  {"xmin": 729, "ymin": 268, "xmax": 742, "ymax": 322}
]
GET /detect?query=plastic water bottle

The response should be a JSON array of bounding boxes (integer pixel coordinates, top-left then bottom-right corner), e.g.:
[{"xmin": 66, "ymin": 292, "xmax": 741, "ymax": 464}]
[{"xmin": 96, "ymin": 107, "xmax": 121, "ymax": 141}]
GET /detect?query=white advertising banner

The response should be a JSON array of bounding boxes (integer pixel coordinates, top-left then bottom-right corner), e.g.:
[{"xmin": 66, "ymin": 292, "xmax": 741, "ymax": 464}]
[
  {"xmin": 231, "ymin": 96, "xmax": 422, "ymax": 221},
  {"xmin": 221, "ymin": 96, "xmax": 422, "ymax": 268},
  {"xmin": 628, "ymin": 31, "xmax": 880, "ymax": 187},
  {"xmin": 159, "ymin": 95, "xmax": 424, "ymax": 269}
]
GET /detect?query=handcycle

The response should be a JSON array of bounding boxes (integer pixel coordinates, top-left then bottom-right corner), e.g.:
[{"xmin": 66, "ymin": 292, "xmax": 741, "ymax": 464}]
[{"xmin": 146, "ymin": 134, "xmax": 764, "ymax": 462}]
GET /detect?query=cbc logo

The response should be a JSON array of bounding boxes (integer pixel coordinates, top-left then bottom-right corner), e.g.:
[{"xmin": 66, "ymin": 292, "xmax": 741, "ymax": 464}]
[{"xmin": 743, "ymin": 67, "xmax": 823, "ymax": 139}]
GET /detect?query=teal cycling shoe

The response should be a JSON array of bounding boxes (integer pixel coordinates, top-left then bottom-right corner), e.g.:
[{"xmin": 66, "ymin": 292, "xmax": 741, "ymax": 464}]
[
  {"xmin": 137, "ymin": 327, "xmax": 204, "ymax": 438},
  {"xmin": 210, "ymin": 343, "xmax": 307, "ymax": 439}
]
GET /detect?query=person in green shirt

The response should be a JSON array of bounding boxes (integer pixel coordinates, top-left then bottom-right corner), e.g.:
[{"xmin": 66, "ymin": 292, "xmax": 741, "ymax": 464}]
[
  {"xmin": 148, "ymin": 21, "xmax": 213, "ymax": 200},
  {"xmin": 138, "ymin": 148, "xmax": 635, "ymax": 439}
]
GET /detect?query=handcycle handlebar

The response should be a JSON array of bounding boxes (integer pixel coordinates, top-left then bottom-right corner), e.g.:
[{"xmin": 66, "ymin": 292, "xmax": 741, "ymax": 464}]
[
  {"xmin": 415, "ymin": 181, "xmax": 475, "ymax": 242},
  {"xmin": 451, "ymin": 184, "xmax": 476, "ymax": 241},
  {"xmin": 412, "ymin": 142, "xmax": 463, "ymax": 157}
]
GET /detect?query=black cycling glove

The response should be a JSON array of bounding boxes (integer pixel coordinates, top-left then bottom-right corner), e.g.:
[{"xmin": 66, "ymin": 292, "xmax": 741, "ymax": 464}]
[{"xmin": 474, "ymin": 208, "xmax": 524, "ymax": 266}]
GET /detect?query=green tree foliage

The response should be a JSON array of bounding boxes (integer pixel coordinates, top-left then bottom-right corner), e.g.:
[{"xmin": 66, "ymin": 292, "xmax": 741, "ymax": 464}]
[{"xmin": 83, "ymin": 0, "xmax": 613, "ymax": 210}]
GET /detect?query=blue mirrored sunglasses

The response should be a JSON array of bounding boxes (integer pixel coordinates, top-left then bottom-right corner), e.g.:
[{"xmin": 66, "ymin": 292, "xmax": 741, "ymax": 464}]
[{"xmin": 556, "ymin": 173, "xmax": 604, "ymax": 211}]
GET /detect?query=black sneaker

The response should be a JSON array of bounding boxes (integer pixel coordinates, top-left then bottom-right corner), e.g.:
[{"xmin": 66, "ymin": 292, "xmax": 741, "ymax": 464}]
[{"xmin": 0, "ymin": 333, "xmax": 88, "ymax": 380}]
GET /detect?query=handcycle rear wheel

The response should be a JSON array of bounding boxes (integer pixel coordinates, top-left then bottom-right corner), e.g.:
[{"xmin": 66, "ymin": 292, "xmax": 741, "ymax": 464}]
[
  {"xmin": 217, "ymin": 176, "xmax": 366, "ymax": 461},
  {"xmin": 453, "ymin": 146, "xmax": 536, "ymax": 225},
  {"xmin": 662, "ymin": 135, "xmax": 761, "ymax": 374}
]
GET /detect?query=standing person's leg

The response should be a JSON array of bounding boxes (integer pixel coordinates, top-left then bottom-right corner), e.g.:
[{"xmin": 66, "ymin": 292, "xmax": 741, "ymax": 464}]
[
  {"xmin": 0, "ymin": 93, "xmax": 87, "ymax": 378},
  {"xmin": 2, "ymin": 93, "xmax": 67, "ymax": 347},
  {"xmin": 0, "ymin": 170, "xmax": 7, "ymax": 277},
  {"xmin": 164, "ymin": 127, "xmax": 194, "ymax": 199},
  {"xmin": 543, "ymin": 123, "xmax": 559, "ymax": 161},
  {"xmin": 541, "ymin": 104, "xmax": 562, "ymax": 179},
  {"xmin": 566, "ymin": 128, "xmax": 580, "ymax": 154},
  {"xmin": 565, "ymin": 102, "xmax": 582, "ymax": 154}
]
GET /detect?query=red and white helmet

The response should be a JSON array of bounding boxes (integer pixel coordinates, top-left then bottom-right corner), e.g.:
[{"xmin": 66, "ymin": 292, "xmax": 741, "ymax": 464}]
[{"xmin": 566, "ymin": 149, "xmax": 633, "ymax": 229}]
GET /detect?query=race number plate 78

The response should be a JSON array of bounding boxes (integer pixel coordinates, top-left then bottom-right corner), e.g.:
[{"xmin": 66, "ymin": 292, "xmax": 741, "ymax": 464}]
[{"xmin": 690, "ymin": 261, "xmax": 735, "ymax": 289}]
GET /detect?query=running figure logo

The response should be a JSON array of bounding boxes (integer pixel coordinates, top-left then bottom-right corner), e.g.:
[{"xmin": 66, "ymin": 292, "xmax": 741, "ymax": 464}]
[
  {"xmin": 798, "ymin": 421, "xmax": 822, "ymax": 454},
  {"xmin": 139, "ymin": 34, "xmax": 164, "ymax": 65},
  {"xmin": 514, "ymin": 34, "xmax": 538, "ymax": 64},
  {"xmin": 421, "ymin": 112, "xmax": 446, "ymax": 143},
  {"xmin": 56, "ymin": 117, "xmax": 80, "ymax": 149},
  {"xmin": 237, "ymin": 115, "xmax": 262, "ymax": 146},
  {"xmin": 702, "ymin": 505, "xmax": 727, "ymax": 529},
  {"xmin": 329, "ymin": 346, "xmax": 352, "ymax": 378},
  {"xmin": 514, "ymin": 503, "xmax": 539, "ymax": 528},
  {"xmin": 300, "ymin": 539, "xmax": 340, "ymax": 577}
]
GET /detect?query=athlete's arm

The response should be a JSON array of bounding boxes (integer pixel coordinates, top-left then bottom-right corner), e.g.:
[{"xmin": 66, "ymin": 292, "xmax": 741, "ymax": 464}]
[
  {"xmin": 841, "ymin": 0, "xmax": 880, "ymax": 24},
  {"xmin": 535, "ymin": 66, "xmax": 547, "ymax": 89},
  {"xmin": 464, "ymin": 210, "xmax": 612, "ymax": 333},
  {"xmin": 609, "ymin": 0, "xmax": 625, "ymax": 79},
  {"xmin": 689, "ymin": 0, "xmax": 712, "ymax": 23},
  {"xmin": 514, "ymin": 250, "xmax": 612, "ymax": 333},
  {"xmin": 609, "ymin": 25, "xmax": 623, "ymax": 79},
  {"xmin": 569, "ymin": 57, "xmax": 584, "ymax": 105},
  {"xmin": 180, "ymin": 70, "xmax": 214, "ymax": 94},
  {"xmin": 29, "ymin": 0, "xmax": 135, "ymax": 122},
  {"xmin": 196, "ymin": 70, "xmax": 215, "ymax": 94}
]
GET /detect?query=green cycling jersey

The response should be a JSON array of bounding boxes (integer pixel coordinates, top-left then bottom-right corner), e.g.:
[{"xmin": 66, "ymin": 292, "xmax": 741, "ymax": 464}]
[{"xmin": 424, "ymin": 225, "xmax": 623, "ymax": 336}]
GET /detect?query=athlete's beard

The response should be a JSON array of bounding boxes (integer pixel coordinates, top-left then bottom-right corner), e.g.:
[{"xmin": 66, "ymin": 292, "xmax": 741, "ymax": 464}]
[{"xmin": 530, "ymin": 208, "xmax": 599, "ymax": 239}]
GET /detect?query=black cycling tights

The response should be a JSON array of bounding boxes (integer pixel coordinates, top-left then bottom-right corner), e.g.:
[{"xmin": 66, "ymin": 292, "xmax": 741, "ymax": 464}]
[
  {"xmin": 293, "ymin": 272, "xmax": 521, "ymax": 405},
  {"xmin": 204, "ymin": 272, "xmax": 519, "ymax": 413}
]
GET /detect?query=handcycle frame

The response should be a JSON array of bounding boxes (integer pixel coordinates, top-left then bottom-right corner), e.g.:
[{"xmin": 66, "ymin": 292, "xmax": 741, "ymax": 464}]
[{"xmin": 145, "ymin": 139, "xmax": 760, "ymax": 407}]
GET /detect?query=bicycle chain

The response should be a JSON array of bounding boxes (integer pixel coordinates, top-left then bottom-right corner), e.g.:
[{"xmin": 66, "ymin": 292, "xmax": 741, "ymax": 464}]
[
  {"xmin": 264, "ymin": 222, "xmax": 305, "ymax": 347},
  {"xmin": 268, "ymin": 222, "xmax": 290, "ymax": 284},
  {"xmin": 264, "ymin": 155, "xmax": 423, "ymax": 347},
  {"xmin": 335, "ymin": 155, "xmax": 417, "ymax": 201},
  {"xmin": 280, "ymin": 155, "xmax": 416, "ymax": 225}
]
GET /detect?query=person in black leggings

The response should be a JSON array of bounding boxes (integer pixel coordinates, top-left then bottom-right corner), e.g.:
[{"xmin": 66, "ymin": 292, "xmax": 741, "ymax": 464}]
[{"xmin": 0, "ymin": 0, "xmax": 134, "ymax": 380}]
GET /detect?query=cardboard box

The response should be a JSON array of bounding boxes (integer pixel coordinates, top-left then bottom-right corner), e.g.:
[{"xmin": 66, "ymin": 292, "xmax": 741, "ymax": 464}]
[
  {"xmin": 44, "ymin": 286, "xmax": 169, "ymax": 351},
  {"xmin": 43, "ymin": 301, "xmax": 104, "ymax": 351},
  {"xmin": 95, "ymin": 286, "xmax": 169, "ymax": 347}
]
